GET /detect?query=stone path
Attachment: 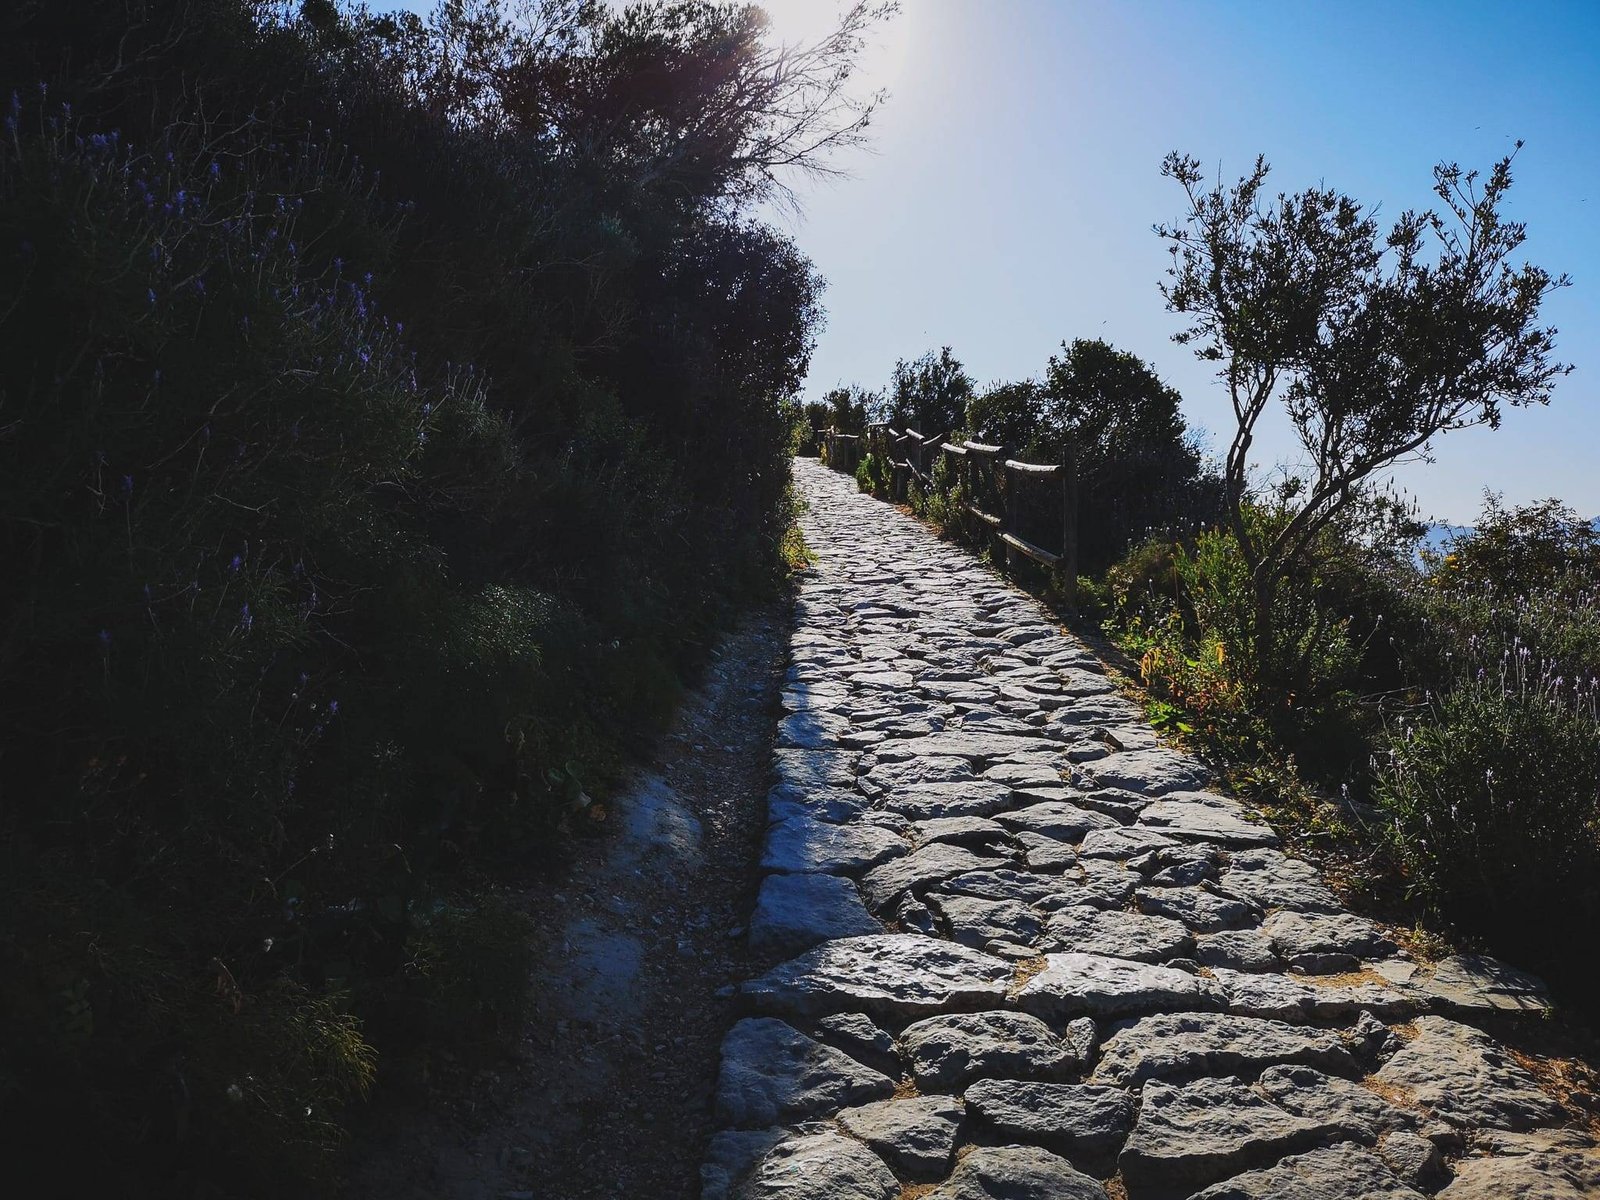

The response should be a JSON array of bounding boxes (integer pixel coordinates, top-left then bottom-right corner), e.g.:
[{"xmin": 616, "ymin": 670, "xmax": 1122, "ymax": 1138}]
[{"xmin": 702, "ymin": 458, "xmax": 1597, "ymax": 1200}]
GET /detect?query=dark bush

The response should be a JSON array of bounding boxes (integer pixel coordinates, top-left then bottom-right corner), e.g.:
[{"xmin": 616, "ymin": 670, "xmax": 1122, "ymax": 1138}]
[{"xmin": 0, "ymin": 0, "xmax": 855, "ymax": 1191}]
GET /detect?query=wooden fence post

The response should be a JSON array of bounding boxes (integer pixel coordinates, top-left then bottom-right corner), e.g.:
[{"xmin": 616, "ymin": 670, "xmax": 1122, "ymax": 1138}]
[
  {"xmin": 1061, "ymin": 437, "xmax": 1079, "ymax": 610},
  {"xmin": 998, "ymin": 457, "xmax": 1011, "ymax": 576}
]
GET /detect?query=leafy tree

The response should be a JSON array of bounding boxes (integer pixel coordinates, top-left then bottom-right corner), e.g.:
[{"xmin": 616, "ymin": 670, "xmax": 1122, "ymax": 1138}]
[
  {"xmin": 1158, "ymin": 148, "xmax": 1570, "ymax": 689},
  {"xmin": 1044, "ymin": 338, "xmax": 1208, "ymax": 570},
  {"xmin": 963, "ymin": 341, "xmax": 1209, "ymax": 570},
  {"xmin": 888, "ymin": 346, "xmax": 973, "ymax": 434},
  {"xmin": 810, "ymin": 385, "xmax": 875, "ymax": 435},
  {"xmin": 965, "ymin": 378, "xmax": 1046, "ymax": 450}
]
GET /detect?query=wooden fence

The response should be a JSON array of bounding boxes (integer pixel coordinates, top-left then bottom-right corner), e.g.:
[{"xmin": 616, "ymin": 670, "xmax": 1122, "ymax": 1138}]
[{"xmin": 819, "ymin": 423, "xmax": 1079, "ymax": 606}]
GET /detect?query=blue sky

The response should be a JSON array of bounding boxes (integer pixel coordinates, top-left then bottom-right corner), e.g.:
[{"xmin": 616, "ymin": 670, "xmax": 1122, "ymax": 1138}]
[{"xmin": 381, "ymin": 1, "xmax": 1599, "ymax": 522}]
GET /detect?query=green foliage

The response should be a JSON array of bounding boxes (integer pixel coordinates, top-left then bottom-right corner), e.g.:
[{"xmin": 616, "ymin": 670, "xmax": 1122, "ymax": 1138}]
[
  {"xmin": 405, "ymin": 896, "xmax": 539, "ymax": 1036},
  {"xmin": 1376, "ymin": 673, "xmax": 1600, "ymax": 941},
  {"xmin": 1427, "ymin": 495, "xmax": 1600, "ymax": 598},
  {"xmin": 1373, "ymin": 495, "xmax": 1600, "ymax": 966},
  {"xmin": 965, "ymin": 378, "xmax": 1045, "ymax": 451},
  {"xmin": 961, "ymin": 340, "xmax": 1215, "ymax": 572},
  {"xmin": 0, "ymin": 0, "xmax": 885, "ymax": 1189},
  {"xmin": 918, "ymin": 452, "xmax": 982, "ymax": 541},
  {"xmin": 855, "ymin": 451, "xmax": 893, "ymax": 498},
  {"xmin": 888, "ymin": 346, "xmax": 972, "ymax": 435},
  {"xmin": 1157, "ymin": 148, "xmax": 1569, "ymax": 698}
]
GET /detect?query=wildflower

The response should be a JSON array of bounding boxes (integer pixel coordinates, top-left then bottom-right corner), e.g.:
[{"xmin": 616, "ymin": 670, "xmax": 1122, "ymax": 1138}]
[
  {"xmin": 238, "ymin": 603, "xmax": 253, "ymax": 632},
  {"xmin": 120, "ymin": 474, "xmax": 134, "ymax": 497},
  {"xmin": 229, "ymin": 554, "xmax": 242, "ymax": 573},
  {"xmin": 147, "ymin": 288, "xmax": 157, "ymax": 308},
  {"xmin": 97, "ymin": 629, "xmax": 112, "ymax": 650},
  {"xmin": 327, "ymin": 700, "xmax": 340, "ymax": 717}
]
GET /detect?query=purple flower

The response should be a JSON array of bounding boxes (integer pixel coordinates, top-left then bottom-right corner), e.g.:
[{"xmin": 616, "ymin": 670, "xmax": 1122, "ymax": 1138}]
[
  {"xmin": 238, "ymin": 603, "xmax": 253, "ymax": 632},
  {"xmin": 148, "ymin": 288, "xmax": 157, "ymax": 308},
  {"xmin": 327, "ymin": 700, "xmax": 340, "ymax": 716},
  {"xmin": 120, "ymin": 474, "xmax": 134, "ymax": 497},
  {"xmin": 98, "ymin": 628, "xmax": 112, "ymax": 649},
  {"xmin": 229, "ymin": 554, "xmax": 242, "ymax": 573}
]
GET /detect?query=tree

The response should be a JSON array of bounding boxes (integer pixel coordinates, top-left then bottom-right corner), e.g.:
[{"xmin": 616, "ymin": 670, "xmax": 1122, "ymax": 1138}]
[
  {"xmin": 1158, "ymin": 147, "xmax": 1569, "ymax": 688},
  {"xmin": 965, "ymin": 378, "xmax": 1045, "ymax": 450},
  {"xmin": 374, "ymin": 0, "xmax": 896, "ymax": 208},
  {"xmin": 888, "ymin": 346, "xmax": 973, "ymax": 434},
  {"xmin": 1042, "ymin": 338, "xmax": 1207, "ymax": 570}
]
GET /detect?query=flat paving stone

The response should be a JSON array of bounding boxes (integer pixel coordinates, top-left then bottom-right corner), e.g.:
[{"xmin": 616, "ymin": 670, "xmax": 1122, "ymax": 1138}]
[
  {"xmin": 762, "ymin": 815, "xmax": 906, "ymax": 875},
  {"xmin": 1012, "ymin": 952, "xmax": 1224, "ymax": 1021},
  {"xmin": 860, "ymin": 843, "xmax": 1006, "ymax": 910},
  {"xmin": 1092, "ymin": 1011, "xmax": 1355, "ymax": 1087},
  {"xmin": 1078, "ymin": 826, "xmax": 1181, "ymax": 859},
  {"xmin": 928, "ymin": 892, "xmax": 1044, "ymax": 951},
  {"xmin": 814, "ymin": 1012, "xmax": 897, "ymax": 1069},
  {"xmin": 740, "ymin": 933, "xmax": 1012, "ymax": 1019},
  {"xmin": 836, "ymin": 1095, "xmax": 964, "ymax": 1181},
  {"xmin": 994, "ymin": 801, "xmax": 1120, "ymax": 841},
  {"xmin": 703, "ymin": 1130, "xmax": 789, "ymax": 1200},
  {"xmin": 1195, "ymin": 928, "xmax": 1281, "ymax": 972},
  {"xmin": 1439, "ymin": 1147, "xmax": 1600, "ymax": 1199},
  {"xmin": 1189, "ymin": 1142, "xmax": 1426, "ymax": 1199},
  {"xmin": 1374, "ymin": 1015, "xmax": 1564, "ymax": 1130},
  {"xmin": 1216, "ymin": 847, "xmax": 1343, "ymax": 913},
  {"xmin": 714, "ymin": 1018, "xmax": 894, "ymax": 1127},
  {"xmin": 964, "ymin": 1079, "xmax": 1135, "ymax": 1158},
  {"xmin": 750, "ymin": 872, "xmax": 881, "ymax": 957},
  {"xmin": 1120, "ymin": 1075, "xmax": 1346, "ymax": 1195},
  {"xmin": 1405, "ymin": 954, "xmax": 1555, "ymax": 1016},
  {"xmin": 772, "ymin": 748, "xmax": 860, "ymax": 791},
  {"xmin": 734, "ymin": 1131, "xmax": 899, "ymax": 1199},
  {"xmin": 1137, "ymin": 794, "xmax": 1278, "ymax": 847},
  {"xmin": 1043, "ymin": 905, "xmax": 1192, "ymax": 962},
  {"xmin": 1260, "ymin": 909, "xmax": 1396, "ymax": 971},
  {"xmin": 1256, "ymin": 1063, "xmax": 1423, "ymax": 1142},
  {"xmin": 1087, "ymin": 749, "xmax": 1209, "ymax": 794},
  {"xmin": 901, "ymin": 1010, "xmax": 1076, "ymax": 1089},
  {"xmin": 1137, "ymin": 886, "xmax": 1258, "ymax": 933},
  {"xmin": 923, "ymin": 1144, "xmax": 1108, "ymax": 1200},
  {"xmin": 1209, "ymin": 967, "xmax": 1420, "ymax": 1023}
]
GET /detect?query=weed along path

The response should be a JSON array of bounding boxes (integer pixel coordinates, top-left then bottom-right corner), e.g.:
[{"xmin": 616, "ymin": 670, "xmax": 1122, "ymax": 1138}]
[
  {"xmin": 345, "ymin": 611, "xmax": 787, "ymax": 1200},
  {"xmin": 703, "ymin": 456, "xmax": 1600, "ymax": 1200}
]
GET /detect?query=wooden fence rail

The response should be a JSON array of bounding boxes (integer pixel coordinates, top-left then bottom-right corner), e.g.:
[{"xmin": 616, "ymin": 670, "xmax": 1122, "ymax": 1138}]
[{"xmin": 819, "ymin": 423, "xmax": 1079, "ymax": 608}]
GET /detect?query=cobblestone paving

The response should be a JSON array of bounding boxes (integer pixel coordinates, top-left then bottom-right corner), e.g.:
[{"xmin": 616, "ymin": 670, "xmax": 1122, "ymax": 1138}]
[{"xmin": 703, "ymin": 458, "xmax": 1599, "ymax": 1199}]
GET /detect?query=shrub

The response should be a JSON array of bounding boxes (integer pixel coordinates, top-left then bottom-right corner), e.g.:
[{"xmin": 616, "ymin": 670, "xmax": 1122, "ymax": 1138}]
[
  {"xmin": 855, "ymin": 451, "xmax": 893, "ymax": 498},
  {"xmin": 1376, "ymin": 671, "xmax": 1600, "ymax": 947},
  {"xmin": 0, "ymin": 0, "xmax": 851, "ymax": 1189}
]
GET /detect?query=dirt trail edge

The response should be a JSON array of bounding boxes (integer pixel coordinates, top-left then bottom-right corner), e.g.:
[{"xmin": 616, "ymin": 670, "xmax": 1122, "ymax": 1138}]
[
  {"xmin": 699, "ymin": 457, "xmax": 1599, "ymax": 1200},
  {"xmin": 346, "ymin": 605, "xmax": 787, "ymax": 1200}
]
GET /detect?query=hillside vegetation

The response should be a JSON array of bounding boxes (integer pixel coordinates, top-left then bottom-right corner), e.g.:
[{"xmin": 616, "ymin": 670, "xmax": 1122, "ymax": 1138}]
[{"xmin": 0, "ymin": 0, "xmax": 878, "ymax": 1192}]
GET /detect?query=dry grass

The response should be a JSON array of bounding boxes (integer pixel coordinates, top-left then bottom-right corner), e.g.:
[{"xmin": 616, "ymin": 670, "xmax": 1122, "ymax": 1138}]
[
  {"xmin": 1010, "ymin": 955, "xmax": 1050, "ymax": 992},
  {"xmin": 892, "ymin": 1075, "xmax": 922, "ymax": 1100},
  {"xmin": 1504, "ymin": 1045, "xmax": 1600, "ymax": 1138},
  {"xmin": 1305, "ymin": 967, "xmax": 1395, "ymax": 988},
  {"xmin": 1362, "ymin": 1075, "xmax": 1419, "ymax": 1110}
]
